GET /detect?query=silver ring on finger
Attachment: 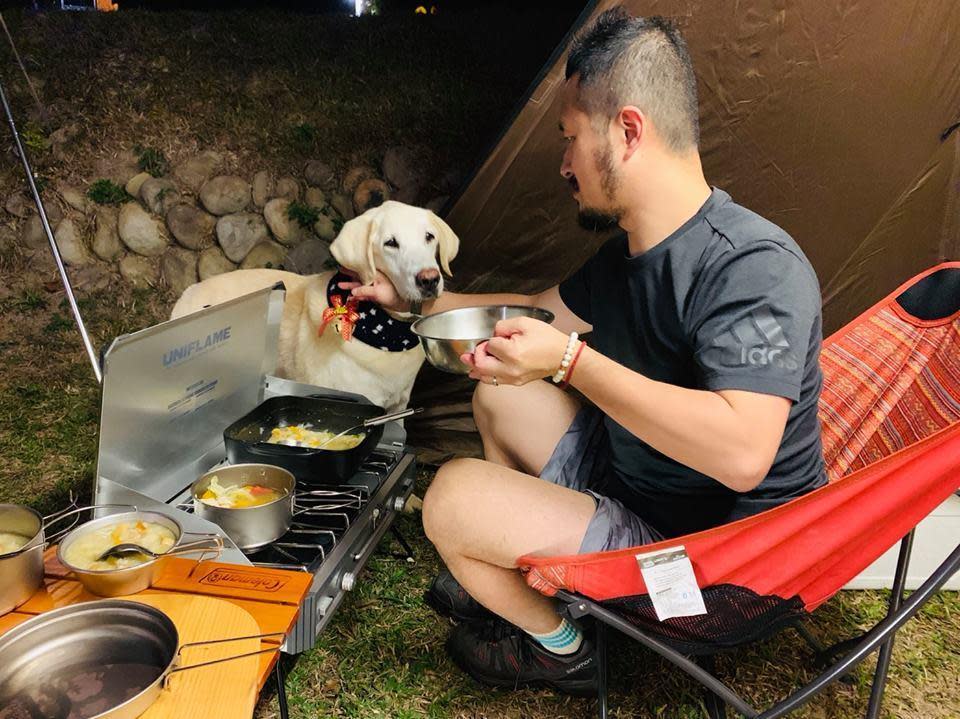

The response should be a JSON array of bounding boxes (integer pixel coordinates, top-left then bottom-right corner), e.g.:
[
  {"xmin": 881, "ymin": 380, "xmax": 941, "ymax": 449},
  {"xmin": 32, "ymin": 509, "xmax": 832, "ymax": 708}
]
[{"xmin": 492, "ymin": 375, "xmax": 499, "ymax": 387}]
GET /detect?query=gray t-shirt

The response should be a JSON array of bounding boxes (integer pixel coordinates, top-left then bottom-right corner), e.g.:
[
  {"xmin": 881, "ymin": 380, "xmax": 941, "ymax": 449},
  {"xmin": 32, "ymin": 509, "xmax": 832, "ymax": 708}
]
[{"xmin": 559, "ymin": 188, "xmax": 827, "ymax": 537}]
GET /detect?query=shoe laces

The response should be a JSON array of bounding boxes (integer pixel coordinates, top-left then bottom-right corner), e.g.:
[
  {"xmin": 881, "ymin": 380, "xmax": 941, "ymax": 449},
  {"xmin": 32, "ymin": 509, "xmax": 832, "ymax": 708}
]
[{"xmin": 471, "ymin": 618, "xmax": 537, "ymax": 690}]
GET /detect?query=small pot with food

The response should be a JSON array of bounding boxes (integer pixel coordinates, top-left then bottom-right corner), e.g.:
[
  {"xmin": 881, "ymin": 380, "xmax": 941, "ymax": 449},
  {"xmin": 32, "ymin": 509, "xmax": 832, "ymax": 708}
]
[
  {"xmin": 57, "ymin": 509, "xmax": 222, "ymax": 597},
  {"xmin": 0, "ymin": 502, "xmax": 85, "ymax": 615},
  {"xmin": 192, "ymin": 463, "xmax": 295, "ymax": 551},
  {"xmin": 0, "ymin": 504, "xmax": 46, "ymax": 616}
]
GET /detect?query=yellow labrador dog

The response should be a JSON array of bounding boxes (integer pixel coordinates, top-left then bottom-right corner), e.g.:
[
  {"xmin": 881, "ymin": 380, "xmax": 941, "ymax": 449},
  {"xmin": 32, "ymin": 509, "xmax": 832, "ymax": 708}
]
[{"xmin": 171, "ymin": 201, "xmax": 459, "ymax": 412}]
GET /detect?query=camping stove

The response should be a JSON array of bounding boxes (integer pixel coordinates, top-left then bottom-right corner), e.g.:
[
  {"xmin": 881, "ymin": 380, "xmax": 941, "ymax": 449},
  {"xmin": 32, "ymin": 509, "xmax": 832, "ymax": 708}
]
[
  {"xmin": 172, "ymin": 448, "xmax": 417, "ymax": 653},
  {"xmin": 91, "ymin": 285, "xmax": 417, "ymax": 653}
]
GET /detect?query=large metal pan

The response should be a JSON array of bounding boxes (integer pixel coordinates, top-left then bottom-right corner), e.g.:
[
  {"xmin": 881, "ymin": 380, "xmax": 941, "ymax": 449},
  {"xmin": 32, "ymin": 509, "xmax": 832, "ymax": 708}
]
[
  {"xmin": 222, "ymin": 394, "xmax": 387, "ymax": 483},
  {"xmin": 0, "ymin": 600, "xmax": 282, "ymax": 719}
]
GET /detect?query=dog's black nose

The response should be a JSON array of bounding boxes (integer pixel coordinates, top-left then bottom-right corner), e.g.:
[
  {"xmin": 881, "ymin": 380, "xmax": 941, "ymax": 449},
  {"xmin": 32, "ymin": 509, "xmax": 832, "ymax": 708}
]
[{"xmin": 416, "ymin": 271, "xmax": 440, "ymax": 296}]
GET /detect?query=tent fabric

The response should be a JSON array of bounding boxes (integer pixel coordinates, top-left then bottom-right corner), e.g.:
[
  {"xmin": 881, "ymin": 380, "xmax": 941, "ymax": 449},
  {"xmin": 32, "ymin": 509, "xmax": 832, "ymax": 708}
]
[
  {"xmin": 408, "ymin": 0, "xmax": 960, "ymax": 461},
  {"xmin": 518, "ymin": 264, "xmax": 960, "ymax": 629}
]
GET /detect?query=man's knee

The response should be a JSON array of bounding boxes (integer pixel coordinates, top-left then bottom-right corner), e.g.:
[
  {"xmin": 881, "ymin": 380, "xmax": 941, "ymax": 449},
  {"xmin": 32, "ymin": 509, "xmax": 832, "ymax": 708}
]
[
  {"xmin": 472, "ymin": 382, "xmax": 497, "ymax": 436},
  {"xmin": 422, "ymin": 457, "xmax": 482, "ymax": 546}
]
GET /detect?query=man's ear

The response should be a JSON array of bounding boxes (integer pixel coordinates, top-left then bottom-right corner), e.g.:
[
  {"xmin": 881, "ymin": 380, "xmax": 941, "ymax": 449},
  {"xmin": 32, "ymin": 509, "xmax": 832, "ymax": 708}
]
[
  {"xmin": 618, "ymin": 105, "xmax": 644, "ymax": 159},
  {"xmin": 330, "ymin": 208, "xmax": 379, "ymax": 284},
  {"xmin": 429, "ymin": 212, "xmax": 460, "ymax": 276}
]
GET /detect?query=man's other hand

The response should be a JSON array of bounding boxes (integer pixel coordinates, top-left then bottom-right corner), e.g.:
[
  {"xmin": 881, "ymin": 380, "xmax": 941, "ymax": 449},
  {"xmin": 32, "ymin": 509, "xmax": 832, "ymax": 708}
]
[{"xmin": 461, "ymin": 316, "xmax": 571, "ymax": 386}]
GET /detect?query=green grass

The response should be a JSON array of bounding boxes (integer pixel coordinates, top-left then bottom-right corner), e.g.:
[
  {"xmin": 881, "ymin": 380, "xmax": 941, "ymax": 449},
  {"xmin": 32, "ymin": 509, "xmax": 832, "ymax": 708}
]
[
  {"xmin": 87, "ymin": 178, "xmax": 130, "ymax": 205},
  {"xmin": 134, "ymin": 144, "xmax": 170, "ymax": 177}
]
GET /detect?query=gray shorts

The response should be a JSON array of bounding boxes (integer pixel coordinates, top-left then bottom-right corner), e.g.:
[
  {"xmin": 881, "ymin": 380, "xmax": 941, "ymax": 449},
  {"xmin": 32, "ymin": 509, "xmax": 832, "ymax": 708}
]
[{"xmin": 539, "ymin": 406, "xmax": 664, "ymax": 553}]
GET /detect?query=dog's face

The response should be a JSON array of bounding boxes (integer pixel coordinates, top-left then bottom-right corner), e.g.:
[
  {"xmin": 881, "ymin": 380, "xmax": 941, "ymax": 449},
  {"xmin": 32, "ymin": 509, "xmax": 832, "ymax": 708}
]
[{"xmin": 329, "ymin": 200, "xmax": 460, "ymax": 301}]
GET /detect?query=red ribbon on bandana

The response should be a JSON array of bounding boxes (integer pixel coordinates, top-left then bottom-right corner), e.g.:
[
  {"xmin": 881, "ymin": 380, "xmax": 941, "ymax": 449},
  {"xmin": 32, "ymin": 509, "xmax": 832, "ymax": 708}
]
[{"xmin": 319, "ymin": 294, "xmax": 361, "ymax": 341}]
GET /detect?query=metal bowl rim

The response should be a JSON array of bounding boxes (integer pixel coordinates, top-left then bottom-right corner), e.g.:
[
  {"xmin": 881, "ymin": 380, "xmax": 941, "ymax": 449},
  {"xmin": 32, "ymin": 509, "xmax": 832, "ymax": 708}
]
[
  {"xmin": 411, "ymin": 305, "xmax": 555, "ymax": 341},
  {"xmin": 0, "ymin": 503, "xmax": 43, "ymax": 559},
  {"xmin": 56, "ymin": 510, "xmax": 184, "ymax": 575},
  {"xmin": 191, "ymin": 463, "xmax": 295, "ymax": 512},
  {"xmin": 0, "ymin": 599, "xmax": 180, "ymax": 716}
]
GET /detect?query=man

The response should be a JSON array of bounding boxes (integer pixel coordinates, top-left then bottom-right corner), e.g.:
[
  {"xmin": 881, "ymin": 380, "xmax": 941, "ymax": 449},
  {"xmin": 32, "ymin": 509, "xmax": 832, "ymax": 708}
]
[{"xmin": 344, "ymin": 7, "xmax": 826, "ymax": 695}]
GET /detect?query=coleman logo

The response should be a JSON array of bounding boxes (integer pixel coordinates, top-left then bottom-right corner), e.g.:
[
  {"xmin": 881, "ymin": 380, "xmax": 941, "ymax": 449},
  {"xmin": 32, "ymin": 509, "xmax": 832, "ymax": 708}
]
[
  {"xmin": 199, "ymin": 567, "xmax": 287, "ymax": 592},
  {"xmin": 709, "ymin": 308, "xmax": 799, "ymax": 372}
]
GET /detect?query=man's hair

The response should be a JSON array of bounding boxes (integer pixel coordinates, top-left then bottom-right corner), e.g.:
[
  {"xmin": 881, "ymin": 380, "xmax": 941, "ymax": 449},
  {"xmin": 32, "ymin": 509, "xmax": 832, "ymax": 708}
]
[{"xmin": 565, "ymin": 7, "xmax": 699, "ymax": 152}]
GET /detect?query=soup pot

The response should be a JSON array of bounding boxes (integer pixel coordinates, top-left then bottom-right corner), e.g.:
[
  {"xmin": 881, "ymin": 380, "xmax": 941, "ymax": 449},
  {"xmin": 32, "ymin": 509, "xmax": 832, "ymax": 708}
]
[{"xmin": 191, "ymin": 464, "xmax": 296, "ymax": 551}]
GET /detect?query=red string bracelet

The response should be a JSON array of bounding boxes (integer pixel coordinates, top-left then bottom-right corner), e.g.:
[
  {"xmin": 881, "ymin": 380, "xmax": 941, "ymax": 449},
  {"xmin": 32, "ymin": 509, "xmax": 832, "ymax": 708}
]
[{"xmin": 560, "ymin": 340, "xmax": 587, "ymax": 388}]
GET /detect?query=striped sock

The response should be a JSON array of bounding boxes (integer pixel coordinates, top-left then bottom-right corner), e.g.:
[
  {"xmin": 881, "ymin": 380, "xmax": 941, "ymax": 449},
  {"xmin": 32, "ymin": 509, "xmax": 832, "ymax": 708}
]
[{"xmin": 528, "ymin": 617, "xmax": 583, "ymax": 656}]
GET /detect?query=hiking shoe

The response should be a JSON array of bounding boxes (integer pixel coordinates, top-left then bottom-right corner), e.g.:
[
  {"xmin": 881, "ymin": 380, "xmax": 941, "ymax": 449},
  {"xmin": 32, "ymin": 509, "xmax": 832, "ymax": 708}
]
[
  {"xmin": 424, "ymin": 568, "xmax": 495, "ymax": 622},
  {"xmin": 445, "ymin": 618, "xmax": 598, "ymax": 696}
]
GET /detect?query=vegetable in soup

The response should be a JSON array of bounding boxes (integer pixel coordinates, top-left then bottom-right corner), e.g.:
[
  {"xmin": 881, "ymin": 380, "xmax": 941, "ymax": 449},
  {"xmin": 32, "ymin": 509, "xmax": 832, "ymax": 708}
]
[{"xmin": 198, "ymin": 476, "xmax": 287, "ymax": 508}]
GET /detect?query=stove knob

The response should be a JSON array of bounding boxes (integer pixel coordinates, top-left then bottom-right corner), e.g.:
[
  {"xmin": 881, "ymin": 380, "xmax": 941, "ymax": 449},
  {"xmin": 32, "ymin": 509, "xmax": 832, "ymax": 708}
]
[
  {"xmin": 341, "ymin": 572, "xmax": 356, "ymax": 592},
  {"xmin": 393, "ymin": 496, "xmax": 406, "ymax": 512}
]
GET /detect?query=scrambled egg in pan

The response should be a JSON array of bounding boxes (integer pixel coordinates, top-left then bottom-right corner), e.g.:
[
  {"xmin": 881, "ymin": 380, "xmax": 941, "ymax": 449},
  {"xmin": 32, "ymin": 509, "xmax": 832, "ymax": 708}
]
[{"xmin": 267, "ymin": 425, "xmax": 365, "ymax": 451}]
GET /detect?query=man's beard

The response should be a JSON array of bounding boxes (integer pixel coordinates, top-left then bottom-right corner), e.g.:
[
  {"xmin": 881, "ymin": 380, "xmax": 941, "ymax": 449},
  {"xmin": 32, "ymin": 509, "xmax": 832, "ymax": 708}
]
[{"xmin": 577, "ymin": 141, "xmax": 625, "ymax": 232}]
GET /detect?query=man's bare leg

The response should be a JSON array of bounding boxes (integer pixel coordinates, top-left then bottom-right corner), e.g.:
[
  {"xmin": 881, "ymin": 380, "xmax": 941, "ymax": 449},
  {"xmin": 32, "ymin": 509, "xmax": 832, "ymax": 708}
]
[
  {"xmin": 472, "ymin": 379, "xmax": 581, "ymax": 473},
  {"xmin": 423, "ymin": 456, "xmax": 596, "ymax": 633}
]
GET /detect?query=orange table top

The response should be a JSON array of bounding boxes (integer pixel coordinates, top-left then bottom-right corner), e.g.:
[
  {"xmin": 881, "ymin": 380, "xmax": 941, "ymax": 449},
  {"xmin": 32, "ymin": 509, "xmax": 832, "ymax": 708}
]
[{"xmin": 0, "ymin": 547, "xmax": 312, "ymax": 690}]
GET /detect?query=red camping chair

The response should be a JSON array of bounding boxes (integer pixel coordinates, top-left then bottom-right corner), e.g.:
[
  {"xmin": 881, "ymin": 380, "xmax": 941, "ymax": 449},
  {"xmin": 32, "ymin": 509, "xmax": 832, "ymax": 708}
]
[{"xmin": 519, "ymin": 262, "xmax": 960, "ymax": 719}]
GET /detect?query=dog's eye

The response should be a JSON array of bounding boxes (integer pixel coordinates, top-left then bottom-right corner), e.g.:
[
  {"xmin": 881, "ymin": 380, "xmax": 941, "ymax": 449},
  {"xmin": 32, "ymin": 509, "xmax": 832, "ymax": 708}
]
[
  {"xmin": 384, "ymin": 237, "xmax": 399, "ymax": 249},
  {"xmin": 425, "ymin": 232, "xmax": 435, "ymax": 243}
]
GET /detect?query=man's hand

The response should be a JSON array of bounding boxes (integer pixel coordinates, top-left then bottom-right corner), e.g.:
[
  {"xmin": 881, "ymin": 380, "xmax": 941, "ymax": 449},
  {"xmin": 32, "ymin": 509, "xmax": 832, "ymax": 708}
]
[
  {"xmin": 337, "ymin": 269, "xmax": 409, "ymax": 314},
  {"xmin": 461, "ymin": 316, "xmax": 570, "ymax": 386}
]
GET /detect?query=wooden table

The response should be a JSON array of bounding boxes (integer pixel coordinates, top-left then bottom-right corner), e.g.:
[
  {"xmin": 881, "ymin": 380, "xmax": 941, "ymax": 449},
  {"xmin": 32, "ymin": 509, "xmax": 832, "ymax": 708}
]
[{"xmin": 0, "ymin": 547, "xmax": 312, "ymax": 691}]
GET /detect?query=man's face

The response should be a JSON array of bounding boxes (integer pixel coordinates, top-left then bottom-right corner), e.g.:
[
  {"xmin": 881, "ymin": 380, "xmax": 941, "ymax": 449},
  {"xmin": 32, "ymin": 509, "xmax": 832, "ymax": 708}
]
[{"xmin": 559, "ymin": 78, "xmax": 624, "ymax": 231}]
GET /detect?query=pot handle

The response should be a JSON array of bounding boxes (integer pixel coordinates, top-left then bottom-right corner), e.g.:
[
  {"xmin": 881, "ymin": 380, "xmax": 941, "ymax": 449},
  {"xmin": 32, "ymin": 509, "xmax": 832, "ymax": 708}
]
[
  {"xmin": 164, "ymin": 632, "xmax": 286, "ymax": 683},
  {"xmin": 42, "ymin": 503, "xmax": 139, "ymax": 544},
  {"xmin": 178, "ymin": 531, "xmax": 225, "ymax": 577}
]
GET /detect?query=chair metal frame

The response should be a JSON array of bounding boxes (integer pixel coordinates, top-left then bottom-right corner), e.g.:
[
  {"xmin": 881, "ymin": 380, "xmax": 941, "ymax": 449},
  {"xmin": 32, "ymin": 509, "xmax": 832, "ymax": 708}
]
[{"xmin": 557, "ymin": 530, "xmax": 960, "ymax": 718}]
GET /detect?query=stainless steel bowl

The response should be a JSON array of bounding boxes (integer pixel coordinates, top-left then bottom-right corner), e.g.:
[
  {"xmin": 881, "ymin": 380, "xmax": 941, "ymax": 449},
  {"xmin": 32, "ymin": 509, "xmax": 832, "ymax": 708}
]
[
  {"xmin": 412, "ymin": 305, "xmax": 555, "ymax": 374},
  {"xmin": 192, "ymin": 463, "xmax": 296, "ymax": 551},
  {"xmin": 0, "ymin": 504, "xmax": 45, "ymax": 615},
  {"xmin": 0, "ymin": 600, "xmax": 177, "ymax": 719},
  {"xmin": 57, "ymin": 510, "xmax": 218, "ymax": 597}
]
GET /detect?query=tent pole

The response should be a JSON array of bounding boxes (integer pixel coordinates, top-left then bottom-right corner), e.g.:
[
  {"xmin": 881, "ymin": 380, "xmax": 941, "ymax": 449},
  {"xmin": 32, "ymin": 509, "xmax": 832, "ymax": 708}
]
[{"xmin": 0, "ymin": 74, "xmax": 102, "ymax": 384}]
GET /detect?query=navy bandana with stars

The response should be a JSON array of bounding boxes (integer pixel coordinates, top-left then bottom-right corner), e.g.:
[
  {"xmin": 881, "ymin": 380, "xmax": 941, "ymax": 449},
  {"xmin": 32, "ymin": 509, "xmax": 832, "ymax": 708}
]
[{"xmin": 326, "ymin": 272, "xmax": 420, "ymax": 352}]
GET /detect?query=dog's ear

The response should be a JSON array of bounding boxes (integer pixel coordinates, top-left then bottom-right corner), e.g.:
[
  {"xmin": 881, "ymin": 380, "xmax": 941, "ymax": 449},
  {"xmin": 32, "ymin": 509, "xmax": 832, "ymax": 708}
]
[
  {"xmin": 330, "ymin": 209, "xmax": 379, "ymax": 284},
  {"xmin": 429, "ymin": 212, "xmax": 460, "ymax": 277}
]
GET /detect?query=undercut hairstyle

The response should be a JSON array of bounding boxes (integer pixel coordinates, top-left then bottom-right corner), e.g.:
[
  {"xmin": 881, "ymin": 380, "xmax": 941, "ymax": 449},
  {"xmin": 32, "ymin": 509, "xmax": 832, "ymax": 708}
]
[{"xmin": 566, "ymin": 7, "xmax": 699, "ymax": 152}]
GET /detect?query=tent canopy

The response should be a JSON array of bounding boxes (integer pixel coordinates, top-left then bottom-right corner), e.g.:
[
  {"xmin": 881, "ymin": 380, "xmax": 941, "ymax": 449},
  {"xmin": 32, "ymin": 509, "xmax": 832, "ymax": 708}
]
[{"xmin": 409, "ymin": 0, "xmax": 960, "ymax": 460}]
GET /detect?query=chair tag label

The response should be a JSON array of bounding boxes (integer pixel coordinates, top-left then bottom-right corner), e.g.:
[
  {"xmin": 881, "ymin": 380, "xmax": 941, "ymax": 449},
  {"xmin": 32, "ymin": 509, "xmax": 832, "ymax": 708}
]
[{"xmin": 635, "ymin": 545, "xmax": 707, "ymax": 621}]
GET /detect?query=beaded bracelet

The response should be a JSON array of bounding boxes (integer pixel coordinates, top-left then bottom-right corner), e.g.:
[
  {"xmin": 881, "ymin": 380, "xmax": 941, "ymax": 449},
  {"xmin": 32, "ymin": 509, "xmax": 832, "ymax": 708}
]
[
  {"xmin": 551, "ymin": 331, "xmax": 580, "ymax": 384},
  {"xmin": 560, "ymin": 339, "xmax": 587, "ymax": 388}
]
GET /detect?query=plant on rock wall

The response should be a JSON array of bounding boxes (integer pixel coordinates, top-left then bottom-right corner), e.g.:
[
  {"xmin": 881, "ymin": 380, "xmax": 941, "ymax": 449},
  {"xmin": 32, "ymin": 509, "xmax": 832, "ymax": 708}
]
[
  {"xmin": 134, "ymin": 144, "xmax": 169, "ymax": 177},
  {"xmin": 289, "ymin": 123, "xmax": 319, "ymax": 152},
  {"xmin": 87, "ymin": 179, "xmax": 129, "ymax": 205},
  {"xmin": 21, "ymin": 121, "xmax": 48, "ymax": 153},
  {"xmin": 287, "ymin": 200, "xmax": 320, "ymax": 228}
]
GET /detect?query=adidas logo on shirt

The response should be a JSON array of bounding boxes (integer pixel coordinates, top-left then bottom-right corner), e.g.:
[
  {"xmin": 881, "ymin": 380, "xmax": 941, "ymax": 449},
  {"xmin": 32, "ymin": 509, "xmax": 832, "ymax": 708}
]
[{"xmin": 709, "ymin": 307, "xmax": 799, "ymax": 371}]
